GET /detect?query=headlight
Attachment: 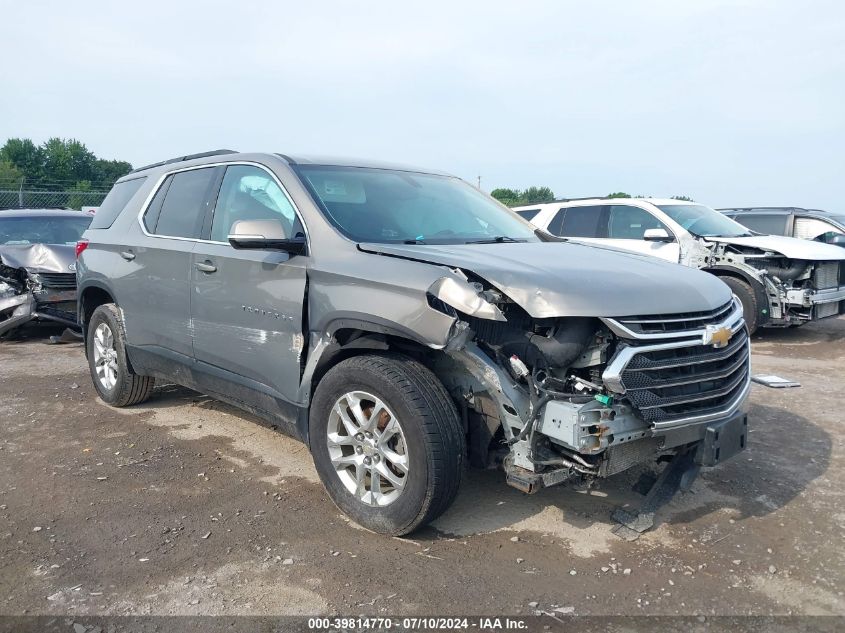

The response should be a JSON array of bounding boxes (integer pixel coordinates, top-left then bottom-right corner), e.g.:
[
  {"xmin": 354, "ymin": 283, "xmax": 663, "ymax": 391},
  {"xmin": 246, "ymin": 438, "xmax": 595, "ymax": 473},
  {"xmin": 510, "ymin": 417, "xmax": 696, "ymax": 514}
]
[
  {"xmin": 427, "ymin": 276, "xmax": 506, "ymax": 321},
  {"xmin": 0, "ymin": 281, "xmax": 19, "ymax": 299}
]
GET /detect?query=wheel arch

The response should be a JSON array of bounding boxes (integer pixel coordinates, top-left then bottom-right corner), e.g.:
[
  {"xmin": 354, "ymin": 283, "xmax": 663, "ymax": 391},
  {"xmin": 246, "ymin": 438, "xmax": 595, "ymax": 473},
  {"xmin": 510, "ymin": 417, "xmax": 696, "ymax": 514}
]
[
  {"xmin": 704, "ymin": 266, "xmax": 769, "ymax": 328},
  {"xmin": 704, "ymin": 265, "xmax": 768, "ymax": 302},
  {"xmin": 78, "ymin": 282, "xmax": 117, "ymax": 347},
  {"xmin": 299, "ymin": 319, "xmax": 456, "ymax": 447}
]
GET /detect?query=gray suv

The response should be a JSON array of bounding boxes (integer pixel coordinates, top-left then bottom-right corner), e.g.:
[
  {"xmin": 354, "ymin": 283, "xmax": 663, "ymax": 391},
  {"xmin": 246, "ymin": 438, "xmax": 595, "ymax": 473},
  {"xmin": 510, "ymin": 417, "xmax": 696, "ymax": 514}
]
[{"xmin": 77, "ymin": 150, "xmax": 750, "ymax": 535}]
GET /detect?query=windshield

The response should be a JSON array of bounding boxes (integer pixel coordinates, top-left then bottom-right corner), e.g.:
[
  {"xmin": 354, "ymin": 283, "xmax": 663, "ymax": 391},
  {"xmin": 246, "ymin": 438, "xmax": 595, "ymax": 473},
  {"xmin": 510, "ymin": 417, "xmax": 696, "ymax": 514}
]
[
  {"xmin": 0, "ymin": 215, "xmax": 92, "ymax": 245},
  {"xmin": 656, "ymin": 204, "xmax": 752, "ymax": 238},
  {"xmin": 296, "ymin": 166, "xmax": 538, "ymax": 244}
]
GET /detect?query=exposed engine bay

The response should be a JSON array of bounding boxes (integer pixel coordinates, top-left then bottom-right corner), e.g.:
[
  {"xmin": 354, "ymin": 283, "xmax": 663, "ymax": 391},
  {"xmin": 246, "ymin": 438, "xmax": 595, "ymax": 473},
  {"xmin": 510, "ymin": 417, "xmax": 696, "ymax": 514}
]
[
  {"xmin": 428, "ymin": 270, "xmax": 750, "ymax": 498},
  {"xmin": 701, "ymin": 239, "xmax": 845, "ymax": 325}
]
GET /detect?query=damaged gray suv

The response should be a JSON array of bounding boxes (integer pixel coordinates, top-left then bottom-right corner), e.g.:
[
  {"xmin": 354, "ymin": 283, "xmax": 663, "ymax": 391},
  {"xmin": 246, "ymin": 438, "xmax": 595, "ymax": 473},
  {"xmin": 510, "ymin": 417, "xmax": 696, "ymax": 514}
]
[{"xmin": 77, "ymin": 151, "xmax": 751, "ymax": 535}]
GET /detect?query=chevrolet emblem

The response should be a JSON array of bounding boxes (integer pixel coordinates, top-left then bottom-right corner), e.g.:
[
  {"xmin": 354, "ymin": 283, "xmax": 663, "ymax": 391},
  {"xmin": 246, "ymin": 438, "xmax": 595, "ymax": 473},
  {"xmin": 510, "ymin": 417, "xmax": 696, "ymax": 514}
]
[{"xmin": 703, "ymin": 324, "xmax": 731, "ymax": 348}]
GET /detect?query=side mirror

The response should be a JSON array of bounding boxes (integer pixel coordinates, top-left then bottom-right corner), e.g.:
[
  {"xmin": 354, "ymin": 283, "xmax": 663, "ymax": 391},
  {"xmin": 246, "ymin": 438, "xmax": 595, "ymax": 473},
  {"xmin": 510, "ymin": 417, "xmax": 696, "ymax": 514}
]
[
  {"xmin": 228, "ymin": 219, "xmax": 306, "ymax": 255},
  {"xmin": 643, "ymin": 228, "xmax": 675, "ymax": 242}
]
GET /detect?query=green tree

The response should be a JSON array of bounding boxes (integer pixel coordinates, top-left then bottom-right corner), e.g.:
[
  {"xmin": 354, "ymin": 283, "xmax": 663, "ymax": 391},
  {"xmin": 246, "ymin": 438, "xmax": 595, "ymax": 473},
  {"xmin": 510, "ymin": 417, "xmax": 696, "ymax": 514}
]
[
  {"xmin": 93, "ymin": 158, "xmax": 133, "ymax": 185},
  {"xmin": 0, "ymin": 138, "xmax": 43, "ymax": 182},
  {"xmin": 522, "ymin": 186, "xmax": 555, "ymax": 204},
  {"xmin": 490, "ymin": 186, "xmax": 556, "ymax": 207},
  {"xmin": 671, "ymin": 195, "xmax": 694, "ymax": 202},
  {"xmin": 607, "ymin": 192, "xmax": 631, "ymax": 198},
  {"xmin": 0, "ymin": 137, "xmax": 133, "ymax": 190},
  {"xmin": 40, "ymin": 137, "xmax": 97, "ymax": 186},
  {"xmin": 0, "ymin": 160, "xmax": 24, "ymax": 189},
  {"xmin": 490, "ymin": 187, "xmax": 524, "ymax": 207}
]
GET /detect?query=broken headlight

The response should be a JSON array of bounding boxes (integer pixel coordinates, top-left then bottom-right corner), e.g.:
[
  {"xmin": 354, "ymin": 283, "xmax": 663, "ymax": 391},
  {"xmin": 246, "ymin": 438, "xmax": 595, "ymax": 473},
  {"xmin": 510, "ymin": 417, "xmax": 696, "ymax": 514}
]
[
  {"xmin": 427, "ymin": 276, "xmax": 506, "ymax": 321},
  {"xmin": 0, "ymin": 281, "xmax": 19, "ymax": 299}
]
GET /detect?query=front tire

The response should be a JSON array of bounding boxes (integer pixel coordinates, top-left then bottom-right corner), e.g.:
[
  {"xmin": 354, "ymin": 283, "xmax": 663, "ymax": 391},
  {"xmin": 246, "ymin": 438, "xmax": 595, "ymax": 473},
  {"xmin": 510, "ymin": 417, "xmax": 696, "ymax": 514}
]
[
  {"xmin": 721, "ymin": 277, "xmax": 760, "ymax": 335},
  {"xmin": 309, "ymin": 353, "xmax": 464, "ymax": 535},
  {"xmin": 86, "ymin": 304, "xmax": 155, "ymax": 407}
]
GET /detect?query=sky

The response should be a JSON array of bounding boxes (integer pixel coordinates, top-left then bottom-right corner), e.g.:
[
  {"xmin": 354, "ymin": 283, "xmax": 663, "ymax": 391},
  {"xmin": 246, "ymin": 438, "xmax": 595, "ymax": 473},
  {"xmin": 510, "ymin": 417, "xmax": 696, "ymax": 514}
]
[{"xmin": 1, "ymin": 0, "xmax": 843, "ymax": 209}]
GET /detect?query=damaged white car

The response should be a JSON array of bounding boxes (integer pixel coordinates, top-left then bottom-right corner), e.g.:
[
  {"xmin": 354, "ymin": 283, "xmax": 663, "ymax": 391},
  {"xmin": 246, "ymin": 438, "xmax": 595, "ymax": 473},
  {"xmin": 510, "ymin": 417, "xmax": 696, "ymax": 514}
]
[
  {"xmin": 518, "ymin": 198, "xmax": 845, "ymax": 333},
  {"xmin": 0, "ymin": 209, "xmax": 91, "ymax": 337}
]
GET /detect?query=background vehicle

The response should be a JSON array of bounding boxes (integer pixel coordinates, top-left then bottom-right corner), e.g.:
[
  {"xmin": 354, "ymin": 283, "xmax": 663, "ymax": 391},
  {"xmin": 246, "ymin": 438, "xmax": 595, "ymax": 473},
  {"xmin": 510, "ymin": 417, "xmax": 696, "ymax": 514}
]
[
  {"xmin": 77, "ymin": 152, "xmax": 750, "ymax": 535},
  {"xmin": 0, "ymin": 208, "xmax": 91, "ymax": 337},
  {"xmin": 519, "ymin": 198, "xmax": 845, "ymax": 333},
  {"xmin": 720, "ymin": 207, "xmax": 845, "ymax": 247}
]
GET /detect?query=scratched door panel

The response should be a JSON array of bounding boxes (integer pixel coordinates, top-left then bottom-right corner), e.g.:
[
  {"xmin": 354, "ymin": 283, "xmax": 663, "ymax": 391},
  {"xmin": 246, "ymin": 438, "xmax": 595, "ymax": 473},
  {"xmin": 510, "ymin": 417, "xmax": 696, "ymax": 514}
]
[{"xmin": 190, "ymin": 242, "xmax": 307, "ymax": 404}]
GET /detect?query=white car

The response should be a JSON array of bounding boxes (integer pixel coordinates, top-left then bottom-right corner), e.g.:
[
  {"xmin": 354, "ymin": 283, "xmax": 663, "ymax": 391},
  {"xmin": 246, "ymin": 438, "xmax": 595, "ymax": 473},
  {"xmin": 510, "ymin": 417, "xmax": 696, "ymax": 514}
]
[{"xmin": 516, "ymin": 198, "xmax": 845, "ymax": 333}]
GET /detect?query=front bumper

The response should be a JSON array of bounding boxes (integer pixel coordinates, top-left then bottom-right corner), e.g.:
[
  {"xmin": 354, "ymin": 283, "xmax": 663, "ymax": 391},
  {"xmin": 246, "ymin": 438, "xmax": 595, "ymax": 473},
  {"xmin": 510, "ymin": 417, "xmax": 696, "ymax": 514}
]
[
  {"xmin": 0, "ymin": 289, "xmax": 79, "ymax": 336},
  {"xmin": 0, "ymin": 293, "xmax": 36, "ymax": 336}
]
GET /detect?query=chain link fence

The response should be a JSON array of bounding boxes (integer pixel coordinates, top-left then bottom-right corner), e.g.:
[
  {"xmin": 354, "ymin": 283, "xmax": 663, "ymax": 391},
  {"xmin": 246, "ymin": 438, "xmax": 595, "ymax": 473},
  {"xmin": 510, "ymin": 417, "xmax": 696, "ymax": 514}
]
[{"xmin": 0, "ymin": 189, "xmax": 109, "ymax": 210}]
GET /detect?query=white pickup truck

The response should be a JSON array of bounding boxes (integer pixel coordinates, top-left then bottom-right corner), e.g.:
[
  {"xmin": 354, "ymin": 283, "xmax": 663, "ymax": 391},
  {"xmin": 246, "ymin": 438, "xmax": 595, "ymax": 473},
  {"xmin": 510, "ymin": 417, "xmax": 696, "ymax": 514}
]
[{"xmin": 516, "ymin": 198, "xmax": 845, "ymax": 333}]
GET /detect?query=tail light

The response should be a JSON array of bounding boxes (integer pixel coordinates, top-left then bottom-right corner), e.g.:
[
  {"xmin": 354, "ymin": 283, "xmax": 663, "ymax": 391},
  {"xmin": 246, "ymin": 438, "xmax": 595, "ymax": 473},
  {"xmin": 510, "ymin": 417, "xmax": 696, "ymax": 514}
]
[{"xmin": 75, "ymin": 239, "xmax": 89, "ymax": 258}]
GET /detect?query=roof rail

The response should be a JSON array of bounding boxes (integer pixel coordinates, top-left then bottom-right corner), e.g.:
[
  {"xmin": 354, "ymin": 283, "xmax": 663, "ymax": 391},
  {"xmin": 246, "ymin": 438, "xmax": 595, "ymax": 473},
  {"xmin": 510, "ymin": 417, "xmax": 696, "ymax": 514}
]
[
  {"xmin": 551, "ymin": 196, "xmax": 613, "ymax": 203},
  {"xmin": 716, "ymin": 207, "xmax": 811, "ymax": 214},
  {"xmin": 129, "ymin": 149, "xmax": 238, "ymax": 175},
  {"xmin": 516, "ymin": 197, "xmax": 606, "ymax": 206}
]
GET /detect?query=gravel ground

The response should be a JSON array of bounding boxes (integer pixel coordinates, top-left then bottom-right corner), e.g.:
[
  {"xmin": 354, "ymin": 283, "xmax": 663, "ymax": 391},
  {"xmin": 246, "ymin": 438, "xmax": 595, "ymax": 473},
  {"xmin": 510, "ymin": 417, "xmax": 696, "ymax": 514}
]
[{"xmin": 1, "ymin": 320, "xmax": 843, "ymax": 620}]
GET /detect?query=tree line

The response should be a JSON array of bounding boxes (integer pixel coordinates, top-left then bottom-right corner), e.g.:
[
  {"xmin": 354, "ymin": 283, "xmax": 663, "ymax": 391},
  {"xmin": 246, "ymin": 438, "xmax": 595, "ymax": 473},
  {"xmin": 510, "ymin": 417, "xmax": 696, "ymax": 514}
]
[
  {"xmin": 490, "ymin": 187, "xmax": 693, "ymax": 206},
  {"xmin": 0, "ymin": 138, "xmax": 133, "ymax": 194}
]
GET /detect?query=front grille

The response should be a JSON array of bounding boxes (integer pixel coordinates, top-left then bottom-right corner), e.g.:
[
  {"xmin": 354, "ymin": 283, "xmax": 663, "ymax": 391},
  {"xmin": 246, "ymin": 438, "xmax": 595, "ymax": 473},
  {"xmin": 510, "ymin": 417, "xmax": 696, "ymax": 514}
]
[
  {"xmin": 614, "ymin": 300, "xmax": 734, "ymax": 335},
  {"xmin": 619, "ymin": 331, "xmax": 749, "ymax": 424},
  {"xmin": 32, "ymin": 272, "xmax": 77, "ymax": 290},
  {"xmin": 603, "ymin": 300, "xmax": 749, "ymax": 428},
  {"xmin": 813, "ymin": 262, "xmax": 840, "ymax": 290}
]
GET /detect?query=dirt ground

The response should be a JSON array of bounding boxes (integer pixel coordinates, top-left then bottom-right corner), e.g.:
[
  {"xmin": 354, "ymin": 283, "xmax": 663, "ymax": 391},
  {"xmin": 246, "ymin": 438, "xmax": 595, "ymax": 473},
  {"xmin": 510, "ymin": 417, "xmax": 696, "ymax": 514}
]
[{"xmin": 1, "ymin": 319, "xmax": 844, "ymax": 620}]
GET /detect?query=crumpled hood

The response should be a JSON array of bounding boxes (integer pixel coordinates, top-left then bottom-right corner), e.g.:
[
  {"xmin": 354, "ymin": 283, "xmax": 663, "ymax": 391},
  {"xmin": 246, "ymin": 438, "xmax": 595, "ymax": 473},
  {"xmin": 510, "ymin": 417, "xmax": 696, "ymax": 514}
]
[
  {"xmin": 706, "ymin": 234, "xmax": 845, "ymax": 261},
  {"xmin": 0, "ymin": 243, "xmax": 77, "ymax": 273},
  {"xmin": 360, "ymin": 241, "xmax": 732, "ymax": 318}
]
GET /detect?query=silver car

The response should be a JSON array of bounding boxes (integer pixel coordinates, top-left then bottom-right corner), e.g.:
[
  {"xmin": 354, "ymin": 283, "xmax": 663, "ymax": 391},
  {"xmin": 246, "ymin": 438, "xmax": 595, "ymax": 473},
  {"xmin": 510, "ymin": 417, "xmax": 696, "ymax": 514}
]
[
  {"xmin": 0, "ymin": 208, "xmax": 92, "ymax": 337},
  {"xmin": 77, "ymin": 151, "xmax": 750, "ymax": 535}
]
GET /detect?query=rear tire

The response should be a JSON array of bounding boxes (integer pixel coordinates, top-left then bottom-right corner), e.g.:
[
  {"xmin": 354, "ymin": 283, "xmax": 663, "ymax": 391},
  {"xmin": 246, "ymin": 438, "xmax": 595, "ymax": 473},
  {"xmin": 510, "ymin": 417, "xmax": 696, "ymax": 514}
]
[
  {"xmin": 309, "ymin": 353, "xmax": 464, "ymax": 535},
  {"xmin": 86, "ymin": 304, "xmax": 155, "ymax": 406},
  {"xmin": 720, "ymin": 277, "xmax": 760, "ymax": 335}
]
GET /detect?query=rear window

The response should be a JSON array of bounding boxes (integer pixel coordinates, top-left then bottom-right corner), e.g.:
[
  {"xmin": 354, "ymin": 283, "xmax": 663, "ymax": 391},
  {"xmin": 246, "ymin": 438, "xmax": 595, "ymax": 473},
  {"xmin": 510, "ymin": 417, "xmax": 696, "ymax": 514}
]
[
  {"xmin": 89, "ymin": 177, "xmax": 147, "ymax": 229},
  {"xmin": 559, "ymin": 205, "xmax": 605, "ymax": 237},
  {"xmin": 732, "ymin": 214, "xmax": 789, "ymax": 236}
]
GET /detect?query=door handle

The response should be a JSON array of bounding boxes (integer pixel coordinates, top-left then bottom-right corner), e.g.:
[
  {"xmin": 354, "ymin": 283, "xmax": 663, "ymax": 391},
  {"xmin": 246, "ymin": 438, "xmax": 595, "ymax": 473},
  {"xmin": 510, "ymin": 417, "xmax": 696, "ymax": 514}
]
[
  {"xmin": 195, "ymin": 261, "xmax": 217, "ymax": 273},
  {"xmin": 120, "ymin": 251, "xmax": 135, "ymax": 261}
]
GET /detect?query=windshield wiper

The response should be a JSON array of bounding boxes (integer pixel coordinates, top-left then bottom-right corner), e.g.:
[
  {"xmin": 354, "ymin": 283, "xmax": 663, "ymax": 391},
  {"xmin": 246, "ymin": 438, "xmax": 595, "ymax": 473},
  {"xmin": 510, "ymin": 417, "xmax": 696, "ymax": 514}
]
[
  {"xmin": 403, "ymin": 239, "xmax": 427, "ymax": 244},
  {"xmin": 464, "ymin": 236, "xmax": 525, "ymax": 244}
]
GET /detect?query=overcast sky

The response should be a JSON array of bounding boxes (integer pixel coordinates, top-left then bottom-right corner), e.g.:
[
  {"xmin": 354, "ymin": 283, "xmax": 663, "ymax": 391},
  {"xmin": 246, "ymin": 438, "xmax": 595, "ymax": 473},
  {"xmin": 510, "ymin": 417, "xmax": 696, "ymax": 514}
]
[{"xmin": 2, "ymin": 1, "xmax": 843, "ymax": 208}]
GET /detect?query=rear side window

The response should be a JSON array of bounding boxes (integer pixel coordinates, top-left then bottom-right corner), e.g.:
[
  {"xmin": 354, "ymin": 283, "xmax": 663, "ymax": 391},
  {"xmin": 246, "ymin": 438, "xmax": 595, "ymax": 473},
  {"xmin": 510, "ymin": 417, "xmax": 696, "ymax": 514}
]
[
  {"xmin": 734, "ymin": 214, "xmax": 788, "ymax": 236},
  {"xmin": 145, "ymin": 168, "xmax": 218, "ymax": 239},
  {"xmin": 89, "ymin": 177, "xmax": 147, "ymax": 229},
  {"xmin": 794, "ymin": 216, "xmax": 841, "ymax": 241},
  {"xmin": 516, "ymin": 209, "xmax": 540, "ymax": 221},
  {"xmin": 559, "ymin": 205, "xmax": 606, "ymax": 238}
]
